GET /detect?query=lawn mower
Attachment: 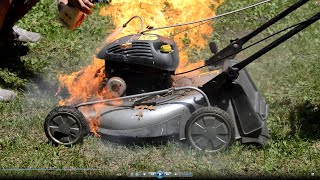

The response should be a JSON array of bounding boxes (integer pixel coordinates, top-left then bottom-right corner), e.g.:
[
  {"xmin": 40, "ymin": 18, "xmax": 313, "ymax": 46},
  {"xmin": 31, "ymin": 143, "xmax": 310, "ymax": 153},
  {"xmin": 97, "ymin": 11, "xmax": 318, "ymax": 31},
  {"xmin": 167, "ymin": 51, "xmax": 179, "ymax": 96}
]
[{"xmin": 44, "ymin": 0, "xmax": 319, "ymax": 152}]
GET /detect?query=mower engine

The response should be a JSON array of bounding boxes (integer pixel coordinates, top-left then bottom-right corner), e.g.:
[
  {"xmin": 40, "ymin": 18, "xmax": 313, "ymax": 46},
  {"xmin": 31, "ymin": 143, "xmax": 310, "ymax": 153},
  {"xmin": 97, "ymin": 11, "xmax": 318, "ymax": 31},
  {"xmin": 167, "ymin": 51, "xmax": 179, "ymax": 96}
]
[{"xmin": 97, "ymin": 34, "xmax": 179, "ymax": 97}]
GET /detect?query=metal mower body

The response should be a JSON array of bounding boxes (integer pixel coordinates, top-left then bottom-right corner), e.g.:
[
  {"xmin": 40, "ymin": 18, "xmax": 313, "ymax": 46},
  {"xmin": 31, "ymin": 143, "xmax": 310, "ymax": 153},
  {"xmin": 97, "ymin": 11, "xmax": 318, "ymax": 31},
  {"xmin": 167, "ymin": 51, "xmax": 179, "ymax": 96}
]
[
  {"xmin": 80, "ymin": 90, "xmax": 207, "ymax": 139},
  {"xmin": 78, "ymin": 63, "xmax": 269, "ymax": 145}
]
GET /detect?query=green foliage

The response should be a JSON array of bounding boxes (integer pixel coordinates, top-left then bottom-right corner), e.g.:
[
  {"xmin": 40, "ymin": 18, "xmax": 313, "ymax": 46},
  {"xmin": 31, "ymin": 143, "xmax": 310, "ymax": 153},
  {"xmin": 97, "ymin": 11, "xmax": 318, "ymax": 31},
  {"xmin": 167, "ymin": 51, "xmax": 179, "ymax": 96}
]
[
  {"xmin": 182, "ymin": 33, "xmax": 191, "ymax": 47},
  {"xmin": 0, "ymin": 68, "xmax": 27, "ymax": 88}
]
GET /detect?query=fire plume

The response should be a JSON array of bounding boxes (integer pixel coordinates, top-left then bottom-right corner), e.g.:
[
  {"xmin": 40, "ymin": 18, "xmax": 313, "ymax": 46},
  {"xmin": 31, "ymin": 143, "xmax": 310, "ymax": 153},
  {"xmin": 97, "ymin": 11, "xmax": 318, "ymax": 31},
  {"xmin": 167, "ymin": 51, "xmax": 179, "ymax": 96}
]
[
  {"xmin": 58, "ymin": 0, "xmax": 224, "ymax": 135},
  {"xmin": 58, "ymin": 57, "xmax": 107, "ymax": 106},
  {"xmin": 100, "ymin": 0, "xmax": 224, "ymax": 74}
]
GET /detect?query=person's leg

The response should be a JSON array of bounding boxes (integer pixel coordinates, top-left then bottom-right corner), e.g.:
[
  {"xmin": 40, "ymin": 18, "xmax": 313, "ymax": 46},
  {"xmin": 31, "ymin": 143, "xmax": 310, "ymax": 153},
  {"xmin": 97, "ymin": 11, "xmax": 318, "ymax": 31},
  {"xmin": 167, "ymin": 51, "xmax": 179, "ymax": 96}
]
[
  {"xmin": 0, "ymin": 0, "xmax": 41, "ymax": 58},
  {"xmin": 0, "ymin": 0, "xmax": 17, "ymax": 102},
  {"xmin": 0, "ymin": 0, "xmax": 12, "ymax": 42},
  {"xmin": 0, "ymin": 0, "xmax": 11, "ymax": 30},
  {"xmin": 0, "ymin": 0, "xmax": 39, "ymax": 102},
  {"xmin": 1, "ymin": 0, "xmax": 40, "ymax": 34}
]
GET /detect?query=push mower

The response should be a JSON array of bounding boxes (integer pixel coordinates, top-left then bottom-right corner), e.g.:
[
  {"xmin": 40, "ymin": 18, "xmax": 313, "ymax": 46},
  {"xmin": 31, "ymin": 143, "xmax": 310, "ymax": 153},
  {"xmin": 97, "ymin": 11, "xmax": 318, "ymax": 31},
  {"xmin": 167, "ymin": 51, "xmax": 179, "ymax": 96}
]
[{"xmin": 44, "ymin": 0, "xmax": 319, "ymax": 152}]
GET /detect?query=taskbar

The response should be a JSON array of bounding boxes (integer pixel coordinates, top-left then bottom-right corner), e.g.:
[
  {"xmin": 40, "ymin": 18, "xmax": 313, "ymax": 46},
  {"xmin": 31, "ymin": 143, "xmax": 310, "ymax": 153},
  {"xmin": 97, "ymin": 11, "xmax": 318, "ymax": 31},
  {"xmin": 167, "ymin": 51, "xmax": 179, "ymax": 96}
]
[{"xmin": 128, "ymin": 170, "xmax": 193, "ymax": 178}]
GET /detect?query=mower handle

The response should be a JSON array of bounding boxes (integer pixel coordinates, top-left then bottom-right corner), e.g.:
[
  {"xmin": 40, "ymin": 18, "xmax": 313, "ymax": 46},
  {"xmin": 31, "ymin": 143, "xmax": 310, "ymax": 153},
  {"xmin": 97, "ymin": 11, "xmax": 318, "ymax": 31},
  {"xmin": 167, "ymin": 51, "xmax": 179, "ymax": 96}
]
[
  {"xmin": 234, "ymin": 12, "xmax": 320, "ymax": 71},
  {"xmin": 205, "ymin": 0, "xmax": 310, "ymax": 67},
  {"xmin": 207, "ymin": 12, "xmax": 319, "ymax": 89}
]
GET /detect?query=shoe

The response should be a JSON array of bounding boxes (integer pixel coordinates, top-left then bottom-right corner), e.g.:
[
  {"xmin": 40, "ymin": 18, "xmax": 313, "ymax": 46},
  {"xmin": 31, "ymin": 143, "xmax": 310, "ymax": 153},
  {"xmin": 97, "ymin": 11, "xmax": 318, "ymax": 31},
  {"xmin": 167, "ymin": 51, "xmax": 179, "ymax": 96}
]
[
  {"xmin": 13, "ymin": 26, "xmax": 42, "ymax": 43},
  {"xmin": 0, "ymin": 88, "xmax": 17, "ymax": 102}
]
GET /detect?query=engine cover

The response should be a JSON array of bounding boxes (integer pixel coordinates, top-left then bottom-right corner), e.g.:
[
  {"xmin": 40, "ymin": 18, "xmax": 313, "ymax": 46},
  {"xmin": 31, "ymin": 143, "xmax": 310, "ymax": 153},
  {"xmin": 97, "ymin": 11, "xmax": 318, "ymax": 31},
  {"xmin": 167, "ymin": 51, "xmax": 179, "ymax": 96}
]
[{"xmin": 97, "ymin": 34, "xmax": 180, "ymax": 72}]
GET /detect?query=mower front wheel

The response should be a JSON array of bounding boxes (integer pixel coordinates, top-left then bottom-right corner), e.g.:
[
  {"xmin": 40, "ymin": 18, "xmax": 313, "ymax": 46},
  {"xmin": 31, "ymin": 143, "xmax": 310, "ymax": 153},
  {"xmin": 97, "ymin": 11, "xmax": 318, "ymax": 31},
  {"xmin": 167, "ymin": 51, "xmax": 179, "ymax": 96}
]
[
  {"xmin": 44, "ymin": 106, "xmax": 90, "ymax": 146},
  {"xmin": 185, "ymin": 106, "xmax": 235, "ymax": 152}
]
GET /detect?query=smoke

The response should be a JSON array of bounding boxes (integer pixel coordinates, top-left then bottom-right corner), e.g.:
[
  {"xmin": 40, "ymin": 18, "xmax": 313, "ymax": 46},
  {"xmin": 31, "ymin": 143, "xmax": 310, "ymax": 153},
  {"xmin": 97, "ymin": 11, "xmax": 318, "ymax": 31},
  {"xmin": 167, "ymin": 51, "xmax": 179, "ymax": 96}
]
[
  {"xmin": 103, "ymin": 26, "xmax": 125, "ymax": 47},
  {"xmin": 23, "ymin": 74, "xmax": 56, "ymax": 96}
]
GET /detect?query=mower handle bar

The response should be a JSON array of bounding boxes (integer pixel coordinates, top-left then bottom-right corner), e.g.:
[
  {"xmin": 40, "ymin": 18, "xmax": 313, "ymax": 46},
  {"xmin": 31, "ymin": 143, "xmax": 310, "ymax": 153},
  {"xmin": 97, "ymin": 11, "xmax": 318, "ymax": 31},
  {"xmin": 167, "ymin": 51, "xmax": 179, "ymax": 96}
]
[{"xmin": 205, "ymin": 0, "xmax": 310, "ymax": 66}]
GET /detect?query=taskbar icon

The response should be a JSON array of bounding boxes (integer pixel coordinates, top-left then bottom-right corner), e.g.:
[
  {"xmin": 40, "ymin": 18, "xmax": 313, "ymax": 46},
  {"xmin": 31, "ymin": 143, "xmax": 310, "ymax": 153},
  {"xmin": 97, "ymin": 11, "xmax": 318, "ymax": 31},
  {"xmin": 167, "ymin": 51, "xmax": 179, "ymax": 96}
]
[
  {"xmin": 129, "ymin": 170, "xmax": 193, "ymax": 178},
  {"xmin": 155, "ymin": 170, "xmax": 165, "ymax": 178}
]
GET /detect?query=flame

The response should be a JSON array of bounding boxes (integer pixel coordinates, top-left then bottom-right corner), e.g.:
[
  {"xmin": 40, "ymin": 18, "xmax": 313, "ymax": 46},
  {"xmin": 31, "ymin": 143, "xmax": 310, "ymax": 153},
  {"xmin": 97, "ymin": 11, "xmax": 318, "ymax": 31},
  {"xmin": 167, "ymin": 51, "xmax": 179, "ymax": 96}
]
[
  {"xmin": 79, "ymin": 104, "xmax": 104, "ymax": 137},
  {"xmin": 58, "ymin": 57, "xmax": 107, "ymax": 106},
  {"xmin": 102, "ymin": 26, "xmax": 124, "ymax": 47},
  {"xmin": 58, "ymin": 0, "xmax": 224, "ymax": 135},
  {"xmin": 100, "ymin": 0, "xmax": 224, "ymax": 74}
]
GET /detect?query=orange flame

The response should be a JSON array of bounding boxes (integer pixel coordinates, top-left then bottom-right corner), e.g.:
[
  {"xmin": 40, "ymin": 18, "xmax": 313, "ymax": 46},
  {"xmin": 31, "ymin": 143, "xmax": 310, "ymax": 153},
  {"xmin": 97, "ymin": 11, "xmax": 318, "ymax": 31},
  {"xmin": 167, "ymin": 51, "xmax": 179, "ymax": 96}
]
[
  {"xmin": 58, "ymin": 0, "xmax": 224, "ymax": 135},
  {"xmin": 79, "ymin": 104, "xmax": 104, "ymax": 137},
  {"xmin": 100, "ymin": 0, "xmax": 224, "ymax": 75},
  {"xmin": 58, "ymin": 57, "xmax": 108, "ymax": 106}
]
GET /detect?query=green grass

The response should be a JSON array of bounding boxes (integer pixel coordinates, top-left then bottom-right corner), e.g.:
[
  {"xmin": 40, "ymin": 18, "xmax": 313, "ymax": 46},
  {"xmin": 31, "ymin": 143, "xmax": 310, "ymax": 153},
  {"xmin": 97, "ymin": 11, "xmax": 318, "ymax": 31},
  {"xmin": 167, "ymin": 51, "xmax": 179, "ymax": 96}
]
[{"xmin": 0, "ymin": 0, "xmax": 320, "ymax": 178}]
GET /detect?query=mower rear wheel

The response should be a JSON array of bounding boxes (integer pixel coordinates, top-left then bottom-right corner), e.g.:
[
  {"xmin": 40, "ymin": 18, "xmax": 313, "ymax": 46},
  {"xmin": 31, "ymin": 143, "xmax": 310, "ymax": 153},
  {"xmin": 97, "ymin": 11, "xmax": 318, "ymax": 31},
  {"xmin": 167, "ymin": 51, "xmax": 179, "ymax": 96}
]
[
  {"xmin": 44, "ymin": 106, "xmax": 90, "ymax": 146},
  {"xmin": 186, "ymin": 107, "xmax": 235, "ymax": 152}
]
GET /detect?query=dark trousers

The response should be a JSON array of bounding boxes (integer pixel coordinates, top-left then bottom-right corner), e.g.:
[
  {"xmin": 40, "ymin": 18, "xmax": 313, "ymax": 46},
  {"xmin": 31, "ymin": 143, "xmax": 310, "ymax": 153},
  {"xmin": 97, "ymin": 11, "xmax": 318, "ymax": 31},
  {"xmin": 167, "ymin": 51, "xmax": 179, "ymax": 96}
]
[{"xmin": 0, "ymin": 0, "xmax": 39, "ymax": 40}]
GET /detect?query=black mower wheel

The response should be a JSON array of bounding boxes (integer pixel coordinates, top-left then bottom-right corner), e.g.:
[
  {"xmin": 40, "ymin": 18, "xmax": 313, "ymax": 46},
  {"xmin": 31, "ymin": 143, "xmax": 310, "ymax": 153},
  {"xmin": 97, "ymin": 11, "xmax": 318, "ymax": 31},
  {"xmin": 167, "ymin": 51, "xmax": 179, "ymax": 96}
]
[
  {"xmin": 44, "ymin": 106, "xmax": 90, "ymax": 146},
  {"xmin": 186, "ymin": 106, "xmax": 235, "ymax": 152}
]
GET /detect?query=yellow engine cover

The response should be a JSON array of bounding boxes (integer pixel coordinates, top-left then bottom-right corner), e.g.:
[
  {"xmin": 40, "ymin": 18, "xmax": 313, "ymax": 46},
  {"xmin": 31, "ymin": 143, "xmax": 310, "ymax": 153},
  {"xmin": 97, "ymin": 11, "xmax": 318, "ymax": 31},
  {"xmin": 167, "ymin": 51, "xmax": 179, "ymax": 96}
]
[{"xmin": 160, "ymin": 44, "xmax": 172, "ymax": 53}]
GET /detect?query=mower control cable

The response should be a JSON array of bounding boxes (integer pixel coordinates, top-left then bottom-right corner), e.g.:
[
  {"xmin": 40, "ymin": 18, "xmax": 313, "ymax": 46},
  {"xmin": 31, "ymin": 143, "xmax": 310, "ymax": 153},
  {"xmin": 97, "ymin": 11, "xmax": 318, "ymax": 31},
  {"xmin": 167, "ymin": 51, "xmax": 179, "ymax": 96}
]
[
  {"xmin": 123, "ymin": 15, "xmax": 144, "ymax": 34},
  {"xmin": 174, "ymin": 15, "xmax": 319, "ymax": 76},
  {"xmin": 141, "ymin": 0, "xmax": 271, "ymax": 34}
]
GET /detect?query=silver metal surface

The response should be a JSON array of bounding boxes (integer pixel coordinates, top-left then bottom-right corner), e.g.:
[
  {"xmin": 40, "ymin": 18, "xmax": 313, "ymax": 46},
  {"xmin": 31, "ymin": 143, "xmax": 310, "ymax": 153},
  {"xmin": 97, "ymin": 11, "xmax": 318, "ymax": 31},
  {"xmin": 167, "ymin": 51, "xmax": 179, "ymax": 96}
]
[
  {"xmin": 78, "ymin": 90, "xmax": 208, "ymax": 138},
  {"xmin": 105, "ymin": 77, "xmax": 127, "ymax": 98},
  {"xmin": 75, "ymin": 86, "xmax": 210, "ymax": 108}
]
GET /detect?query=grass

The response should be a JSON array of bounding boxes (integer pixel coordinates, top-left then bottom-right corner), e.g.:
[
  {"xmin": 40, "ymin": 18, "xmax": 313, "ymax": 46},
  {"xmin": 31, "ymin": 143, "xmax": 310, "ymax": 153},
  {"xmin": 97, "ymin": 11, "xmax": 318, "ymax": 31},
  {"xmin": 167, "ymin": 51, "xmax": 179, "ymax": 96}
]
[{"xmin": 0, "ymin": 0, "xmax": 320, "ymax": 178}]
